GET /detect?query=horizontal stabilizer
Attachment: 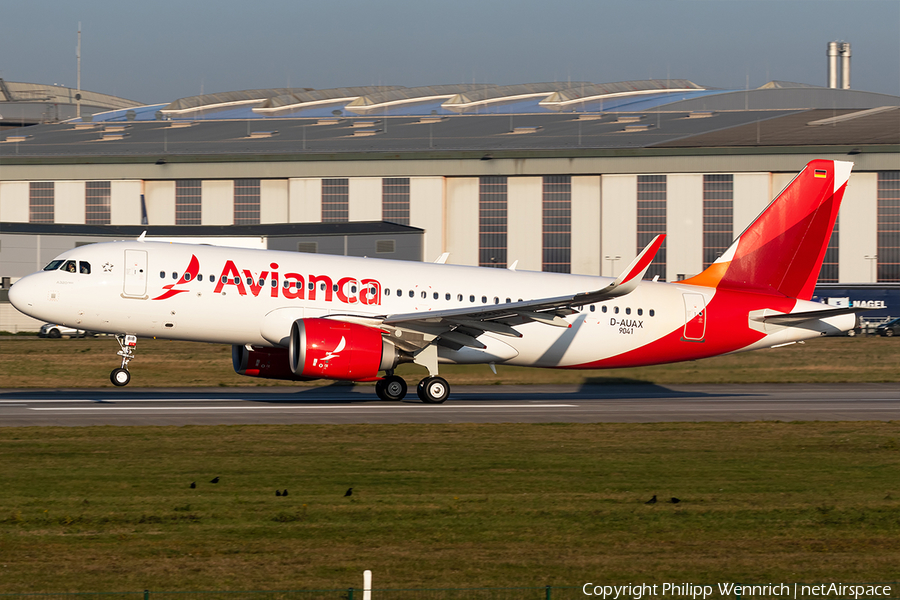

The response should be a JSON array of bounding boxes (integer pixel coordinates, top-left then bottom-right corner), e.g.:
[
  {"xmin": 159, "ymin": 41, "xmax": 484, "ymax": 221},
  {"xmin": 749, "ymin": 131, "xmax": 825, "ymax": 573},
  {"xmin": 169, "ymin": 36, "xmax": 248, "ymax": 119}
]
[{"xmin": 755, "ymin": 305, "xmax": 871, "ymax": 326}]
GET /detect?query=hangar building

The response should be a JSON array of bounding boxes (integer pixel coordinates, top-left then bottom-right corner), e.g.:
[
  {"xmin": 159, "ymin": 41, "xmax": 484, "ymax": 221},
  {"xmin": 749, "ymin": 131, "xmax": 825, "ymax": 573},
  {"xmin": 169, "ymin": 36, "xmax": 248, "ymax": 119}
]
[{"xmin": 1, "ymin": 79, "xmax": 899, "ymax": 331}]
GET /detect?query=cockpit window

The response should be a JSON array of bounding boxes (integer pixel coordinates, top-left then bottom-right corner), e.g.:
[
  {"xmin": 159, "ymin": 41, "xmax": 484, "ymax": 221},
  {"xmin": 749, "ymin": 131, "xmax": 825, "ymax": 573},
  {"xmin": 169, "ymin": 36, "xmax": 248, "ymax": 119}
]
[
  {"xmin": 79, "ymin": 262, "xmax": 91, "ymax": 274},
  {"xmin": 63, "ymin": 260, "xmax": 77, "ymax": 273},
  {"xmin": 43, "ymin": 260, "xmax": 65, "ymax": 271}
]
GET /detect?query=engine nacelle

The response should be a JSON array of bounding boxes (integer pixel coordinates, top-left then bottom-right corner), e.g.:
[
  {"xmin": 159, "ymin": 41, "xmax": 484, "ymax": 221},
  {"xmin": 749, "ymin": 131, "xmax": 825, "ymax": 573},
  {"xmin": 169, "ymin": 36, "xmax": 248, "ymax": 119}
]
[
  {"xmin": 289, "ymin": 318, "xmax": 399, "ymax": 381},
  {"xmin": 232, "ymin": 344, "xmax": 315, "ymax": 381}
]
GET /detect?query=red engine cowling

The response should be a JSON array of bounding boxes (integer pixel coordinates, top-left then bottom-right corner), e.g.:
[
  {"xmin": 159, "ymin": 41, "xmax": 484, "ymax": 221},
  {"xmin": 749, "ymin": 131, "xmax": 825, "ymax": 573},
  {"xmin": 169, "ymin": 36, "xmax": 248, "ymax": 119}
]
[
  {"xmin": 232, "ymin": 344, "xmax": 315, "ymax": 381},
  {"xmin": 289, "ymin": 318, "xmax": 398, "ymax": 381}
]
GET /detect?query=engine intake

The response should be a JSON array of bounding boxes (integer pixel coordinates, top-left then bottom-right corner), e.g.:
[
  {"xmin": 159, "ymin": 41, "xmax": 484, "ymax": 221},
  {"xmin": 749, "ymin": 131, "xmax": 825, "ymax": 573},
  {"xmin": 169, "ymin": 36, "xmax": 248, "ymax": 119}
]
[
  {"xmin": 232, "ymin": 344, "xmax": 315, "ymax": 381},
  {"xmin": 289, "ymin": 318, "xmax": 399, "ymax": 381}
]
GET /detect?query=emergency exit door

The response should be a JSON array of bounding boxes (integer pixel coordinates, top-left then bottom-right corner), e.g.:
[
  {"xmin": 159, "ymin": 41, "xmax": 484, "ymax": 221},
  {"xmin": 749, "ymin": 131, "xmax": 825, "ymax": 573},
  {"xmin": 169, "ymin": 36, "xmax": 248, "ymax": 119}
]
[{"xmin": 683, "ymin": 293, "xmax": 707, "ymax": 342}]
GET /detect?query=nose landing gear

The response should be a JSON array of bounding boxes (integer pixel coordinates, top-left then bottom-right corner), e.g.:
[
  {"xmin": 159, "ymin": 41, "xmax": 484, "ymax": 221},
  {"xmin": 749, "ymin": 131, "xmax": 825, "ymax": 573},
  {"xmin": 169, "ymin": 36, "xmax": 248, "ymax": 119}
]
[{"xmin": 110, "ymin": 334, "xmax": 137, "ymax": 387}]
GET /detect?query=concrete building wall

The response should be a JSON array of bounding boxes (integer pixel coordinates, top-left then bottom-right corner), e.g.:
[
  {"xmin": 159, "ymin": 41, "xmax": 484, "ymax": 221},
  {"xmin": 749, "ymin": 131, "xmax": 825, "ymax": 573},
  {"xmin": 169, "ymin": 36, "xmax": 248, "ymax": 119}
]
[
  {"xmin": 144, "ymin": 180, "xmax": 176, "ymax": 225},
  {"xmin": 110, "ymin": 180, "xmax": 143, "ymax": 225},
  {"xmin": 260, "ymin": 179, "xmax": 289, "ymax": 224},
  {"xmin": 348, "ymin": 178, "xmax": 382, "ymax": 222},
  {"xmin": 571, "ymin": 176, "xmax": 601, "ymax": 276},
  {"xmin": 600, "ymin": 174, "xmax": 637, "ymax": 277},
  {"xmin": 445, "ymin": 177, "xmax": 479, "ymax": 267},
  {"xmin": 201, "ymin": 180, "xmax": 234, "ymax": 226},
  {"xmin": 507, "ymin": 177, "xmax": 542, "ymax": 271},
  {"xmin": 666, "ymin": 174, "xmax": 704, "ymax": 281},
  {"xmin": 0, "ymin": 181, "xmax": 29, "ymax": 222},
  {"xmin": 839, "ymin": 172, "xmax": 878, "ymax": 282},
  {"xmin": 289, "ymin": 178, "xmax": 321, "ymax": 223},
  {"xmin": 409, "ymin": 177, "xmax": 444, "ymax": 262},
  {"xmin": 733, "ymin": 173, "xmax": 772, "ymax": 234},
  {"xmin": 55, "ymin": 181, "xmax": 85, "ymax": 224}
]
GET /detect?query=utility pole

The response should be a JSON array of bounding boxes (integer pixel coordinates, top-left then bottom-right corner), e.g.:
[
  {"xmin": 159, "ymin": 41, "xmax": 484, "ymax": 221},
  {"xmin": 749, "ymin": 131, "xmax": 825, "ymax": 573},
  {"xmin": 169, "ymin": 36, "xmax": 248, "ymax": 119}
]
[{"xmin": 76, "ymin": 22, "xmax": 82, "ymax": 118}]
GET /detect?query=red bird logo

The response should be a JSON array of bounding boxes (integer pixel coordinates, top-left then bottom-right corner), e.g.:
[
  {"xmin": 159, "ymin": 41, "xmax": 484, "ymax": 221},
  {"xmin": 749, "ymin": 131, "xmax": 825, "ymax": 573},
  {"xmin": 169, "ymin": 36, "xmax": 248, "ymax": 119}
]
[{"xmin": 152, "ymin": 255, "xmax": 200, "ymax": 300}]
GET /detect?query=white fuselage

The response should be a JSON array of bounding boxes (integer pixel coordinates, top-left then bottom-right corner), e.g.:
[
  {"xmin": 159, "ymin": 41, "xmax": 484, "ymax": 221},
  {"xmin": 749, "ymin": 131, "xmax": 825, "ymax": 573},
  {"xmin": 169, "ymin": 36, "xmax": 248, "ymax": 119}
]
[{"xmin": 9, "ymin": 240, "xmax": 853, "ymax": 371}]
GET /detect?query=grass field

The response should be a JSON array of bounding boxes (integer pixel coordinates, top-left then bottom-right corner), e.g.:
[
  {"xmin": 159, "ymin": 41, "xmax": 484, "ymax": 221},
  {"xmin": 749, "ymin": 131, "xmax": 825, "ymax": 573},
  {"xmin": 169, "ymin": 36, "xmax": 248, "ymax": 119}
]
[
  {"xmin": 1, "ymin": 335, "xmax": 899, "ymax": 389},
  {"xmin": 1, "ymin": 422, "xmax": 900, "ymax": 592}
]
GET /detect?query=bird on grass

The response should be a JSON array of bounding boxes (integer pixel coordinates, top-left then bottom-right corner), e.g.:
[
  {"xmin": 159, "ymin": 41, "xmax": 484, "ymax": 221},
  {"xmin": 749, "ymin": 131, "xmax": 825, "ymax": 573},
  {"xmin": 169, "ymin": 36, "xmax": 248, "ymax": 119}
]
[
  {"xmin": 283, "ymin": 489, "xmax": 288, "ymax": 497},
  {"xmin": 276, "ymin": 490, "xmax": 281, "ymax": 497},
  {"xmin": 669, "ymin": 497, "xmax": 681, "ymax": 504},
  {"xmin": 645, "ymin": 495, "xmax": 657, "ymax": 505},
  {"xmin": 190, "ymin": 482, "xmax": 196, "ymax": 489},
  {"xmin": 210, "ymin": 476, "xmax": 220, "ymax": 484},
  {"xmin": 344, "ymin": 487, "xmax": 353, "ymax": 497}
]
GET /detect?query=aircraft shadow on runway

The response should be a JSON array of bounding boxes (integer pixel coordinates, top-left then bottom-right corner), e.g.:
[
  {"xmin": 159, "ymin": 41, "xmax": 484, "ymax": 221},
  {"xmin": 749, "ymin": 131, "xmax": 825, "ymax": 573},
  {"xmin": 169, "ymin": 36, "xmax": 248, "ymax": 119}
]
[{"xmin": 0, "ymin": 379, "xmax": 760, "ymax": 404}]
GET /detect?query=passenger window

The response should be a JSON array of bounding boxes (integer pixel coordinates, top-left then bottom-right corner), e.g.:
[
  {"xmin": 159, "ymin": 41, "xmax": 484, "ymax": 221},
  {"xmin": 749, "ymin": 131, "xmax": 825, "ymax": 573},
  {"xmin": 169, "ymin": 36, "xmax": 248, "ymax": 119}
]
[
  {"xmin": 43, "ymin": 260, "xmax": 65, "ymax": 271},
  {"xmin": 283, "ymin": 280, "xmax": 290, "ymax": 288},
  {"xmin": 160, "ymin": 271, "xmax": 165, "ymax": 278},
  {"xmin": 309, "ymin": 282, "xmax": 315, "ymax": 290},
  {"xmin": 494, "ymin": 297, "xmax": 499, "ymax": 304},
  {"xmin": 332, "ymin": 284, "xmax": 338, "ymax": 292},
  {"xmin": 457, "ymin": 294, "xmax": 463, "ymax": 301},
  {"xmin": 198, "ymin": 274, "xmax": 204, "ymax": 282},
  {"xmin": 649, "ymin": 309, "xmax": 655, "ymax": 317},
  {"xmin": 590, "ymin": 305, "xmax": 595, "ymax": 312},
  {"xmin": 172, "ymin": 272, "xmax": 178, "ymax": 280},
  {"xmin": 614, "ymin": 307, "xmax": 620, "ymax": 314},
  {"xmin": 506, "ymin": 298, "xmax": 511, "ymax": 303},
  {"xmin": 602, "ymin": 305, "xmax": 608, "ymax": 313},
  {"xmin": 320, "ymin": 283, "xmax": 326, "ymax": 291},
  {"xmin": 63, "ymin": 260, "xmax": 78, "ymax": 273},
  {"xmin": 625, "ymin": 307, "xmax": 631, "ymax": 315},
  {"xmin": 384, "ymin": 288, "xmax": 390, "ymax": 295},
  {"xmin": 470, "ymin": 295, "xmax": 475, "ymax": 302},
  {"xmin": 637, "ymin": 308, "xmax": 643, "ymax": 316},
  {"xmin": 271, "ymin": 280, "xmax": 278, "ymax": 288},
  {"xmin": 397, "ymin": 289, "xmax": 402, "ymax": 297},
  {"xmin": 409, "ymin": 290, "xmax": 414, "ymax": 298},
  {"xmin": 351, "ymin": 285, "xmax": 357, "ymax": 294},
  {"xmin": 433, "ymin": 292, "xmax": 439, "ymax": 300},
  {"xmin": 481, "ymin": 296, "xmax": 487, "ymax": 303},
  {"xmin": 221, "ymin": 276, "xmax": 227, "ymax": 283},
  {"xmin": 445, "ymin": 293, "xmax": 451, "ymax": 301},
  {"xmin": 183, "ymin": 272, "xmax": 190, "ymax": 281}
]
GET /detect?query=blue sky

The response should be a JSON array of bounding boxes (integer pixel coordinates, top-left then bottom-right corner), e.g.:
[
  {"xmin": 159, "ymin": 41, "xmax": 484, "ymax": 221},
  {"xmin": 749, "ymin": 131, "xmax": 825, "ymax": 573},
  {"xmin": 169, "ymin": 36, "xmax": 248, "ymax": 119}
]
[{"xmin": 1, "ymin": 0, "xmax": 898, "ymax": 104}]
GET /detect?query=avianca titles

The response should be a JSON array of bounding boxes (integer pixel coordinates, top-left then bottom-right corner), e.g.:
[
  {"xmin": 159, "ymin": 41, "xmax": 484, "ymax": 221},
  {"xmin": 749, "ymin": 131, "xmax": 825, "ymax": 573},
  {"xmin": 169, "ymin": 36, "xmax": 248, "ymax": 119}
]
[{"xmin": 9, "ymin": 160, "xmax": 860, "ymax": 403}]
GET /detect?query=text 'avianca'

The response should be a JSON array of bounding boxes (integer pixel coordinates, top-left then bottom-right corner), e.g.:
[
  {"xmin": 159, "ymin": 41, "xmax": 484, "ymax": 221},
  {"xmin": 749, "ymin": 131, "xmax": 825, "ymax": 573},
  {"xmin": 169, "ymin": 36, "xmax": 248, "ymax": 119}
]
[{"xmin": 152, "ymin": 257, "xmax": 383, "ymax": 305}]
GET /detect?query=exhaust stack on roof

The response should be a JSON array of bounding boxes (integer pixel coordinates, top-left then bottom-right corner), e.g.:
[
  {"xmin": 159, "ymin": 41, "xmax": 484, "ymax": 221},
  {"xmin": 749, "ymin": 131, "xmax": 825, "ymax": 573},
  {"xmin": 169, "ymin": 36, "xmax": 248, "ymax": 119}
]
[
  {"xmin": 840, "ymin": 42, "xmax": 851, "ymax": 90},
  {"xmin": 827, "ymin": 42, "xmax": 840, "ymax": 89},
  {"xmin": 827, "ymin": 41, "xmax": 851, "ymax": 90}
]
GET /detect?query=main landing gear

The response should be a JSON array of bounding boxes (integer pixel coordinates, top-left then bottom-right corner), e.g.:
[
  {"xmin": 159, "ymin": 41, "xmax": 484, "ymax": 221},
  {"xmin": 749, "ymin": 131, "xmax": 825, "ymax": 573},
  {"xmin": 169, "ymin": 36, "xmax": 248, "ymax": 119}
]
[
  {"xmin": 110, "ymin": 334, "xmax": 137, "ymax": 387},
  {"xmin": 374, "ymin": 372, "xmax": 450, "ymax": 404}
]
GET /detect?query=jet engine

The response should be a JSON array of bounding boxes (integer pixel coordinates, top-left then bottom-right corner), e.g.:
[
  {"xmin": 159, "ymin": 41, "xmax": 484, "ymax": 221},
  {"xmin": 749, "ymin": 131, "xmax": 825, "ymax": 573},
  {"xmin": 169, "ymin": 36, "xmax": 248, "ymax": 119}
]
[
  {"xmin": 289, "ymin": 318, "xmax": 400, "ymax": 381},
  {"xmin": 232, "ymin": 344, "xmax": 314, "ymax": 381}
]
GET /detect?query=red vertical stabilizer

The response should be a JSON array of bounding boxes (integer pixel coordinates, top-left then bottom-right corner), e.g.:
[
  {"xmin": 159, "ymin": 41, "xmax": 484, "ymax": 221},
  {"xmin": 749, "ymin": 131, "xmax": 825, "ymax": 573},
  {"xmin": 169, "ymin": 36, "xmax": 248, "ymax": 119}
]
[{"xmin": 682, "ymin": 159, "xmax": 852, "ymax": 300}]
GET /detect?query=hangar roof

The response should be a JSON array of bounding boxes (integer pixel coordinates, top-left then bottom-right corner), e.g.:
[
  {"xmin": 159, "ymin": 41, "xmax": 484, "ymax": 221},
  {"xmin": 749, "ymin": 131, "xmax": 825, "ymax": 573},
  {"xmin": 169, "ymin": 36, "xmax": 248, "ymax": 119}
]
[{"xmin": 1, "ymin": 80, "xmax": 898, "ymax": 162}]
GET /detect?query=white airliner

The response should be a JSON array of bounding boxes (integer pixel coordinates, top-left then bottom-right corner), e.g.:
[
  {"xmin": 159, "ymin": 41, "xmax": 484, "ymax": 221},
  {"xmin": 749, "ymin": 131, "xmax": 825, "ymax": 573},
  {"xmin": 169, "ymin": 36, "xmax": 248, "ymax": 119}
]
[{"xmin": 9, "ymin": 160, "xmax": 859, "ymax": 402}]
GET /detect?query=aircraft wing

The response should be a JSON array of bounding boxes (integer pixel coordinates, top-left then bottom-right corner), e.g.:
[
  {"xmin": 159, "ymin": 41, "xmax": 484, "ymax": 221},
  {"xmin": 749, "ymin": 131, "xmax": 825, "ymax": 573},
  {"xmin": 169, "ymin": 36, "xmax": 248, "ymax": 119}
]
[{"xmin": 373, "ymin": 235, "xmax": 665, "ymax": 350}]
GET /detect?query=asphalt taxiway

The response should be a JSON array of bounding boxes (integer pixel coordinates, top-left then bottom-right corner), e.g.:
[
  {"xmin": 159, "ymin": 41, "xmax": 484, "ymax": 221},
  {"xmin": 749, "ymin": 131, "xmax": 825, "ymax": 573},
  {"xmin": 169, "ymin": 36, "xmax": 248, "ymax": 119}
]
[{"xmin": 0, "ymin": 383, "xmax": 897, "ymax": 426}]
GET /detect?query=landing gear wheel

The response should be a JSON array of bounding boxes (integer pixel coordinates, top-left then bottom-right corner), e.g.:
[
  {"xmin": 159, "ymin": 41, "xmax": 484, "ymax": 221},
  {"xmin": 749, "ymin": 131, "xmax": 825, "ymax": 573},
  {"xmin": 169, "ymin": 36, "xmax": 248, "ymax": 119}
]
[
  {"xmin": 376, "ymin": 375, "xmax": 408, "ymax": 401},
  {"xmin": 110, "ymin": 367, "xmax": 131, "ymax": 387},
  {"xmin": 416, "ymin": 376, "xmax": 450, "ymax": 404}
]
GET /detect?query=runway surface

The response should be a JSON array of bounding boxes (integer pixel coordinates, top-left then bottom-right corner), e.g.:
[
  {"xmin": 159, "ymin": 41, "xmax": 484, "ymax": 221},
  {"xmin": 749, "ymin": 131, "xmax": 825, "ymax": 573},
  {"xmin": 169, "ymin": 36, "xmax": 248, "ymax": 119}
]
[{"xmin": 0, "ymin": 383, "xmax": 898, "ymax": 426}]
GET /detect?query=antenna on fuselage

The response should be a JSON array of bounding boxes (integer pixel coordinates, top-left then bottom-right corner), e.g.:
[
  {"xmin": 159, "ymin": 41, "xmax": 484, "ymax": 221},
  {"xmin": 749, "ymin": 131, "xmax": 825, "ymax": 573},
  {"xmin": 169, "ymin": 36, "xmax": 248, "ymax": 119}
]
[{"xmin": 137, "ymin": 231, "xmax": 147, "ymax": 242}]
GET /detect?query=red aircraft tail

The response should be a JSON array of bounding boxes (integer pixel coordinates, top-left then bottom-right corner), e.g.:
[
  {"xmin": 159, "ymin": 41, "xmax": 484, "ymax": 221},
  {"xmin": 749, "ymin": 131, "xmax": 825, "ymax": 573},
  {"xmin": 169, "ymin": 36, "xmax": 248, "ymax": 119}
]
[{"xmin": 682, "ymin": 159, "xmax": 852, "ymax": 300}]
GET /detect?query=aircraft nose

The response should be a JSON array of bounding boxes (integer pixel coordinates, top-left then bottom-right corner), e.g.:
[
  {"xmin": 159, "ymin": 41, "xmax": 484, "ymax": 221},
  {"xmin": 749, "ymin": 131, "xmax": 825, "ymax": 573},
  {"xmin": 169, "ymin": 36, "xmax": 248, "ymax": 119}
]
[{"xmin": 8, "ymin": 275, "xmax": 37, "ymax": 313}]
